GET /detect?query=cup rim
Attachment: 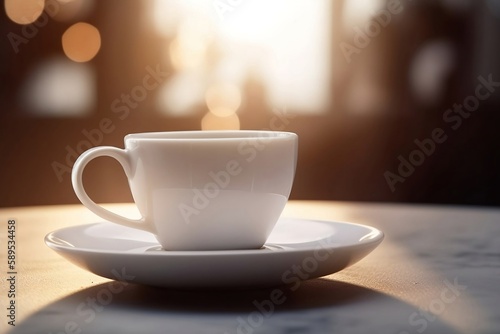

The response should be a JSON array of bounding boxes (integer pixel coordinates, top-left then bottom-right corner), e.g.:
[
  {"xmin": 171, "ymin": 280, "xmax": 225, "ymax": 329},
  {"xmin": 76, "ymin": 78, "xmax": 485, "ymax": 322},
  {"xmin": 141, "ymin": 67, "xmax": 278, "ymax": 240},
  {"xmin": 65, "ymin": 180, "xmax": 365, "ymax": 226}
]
[{"xmin": 125, "ymin": 130, "xmax": 297, "ymax": 141}]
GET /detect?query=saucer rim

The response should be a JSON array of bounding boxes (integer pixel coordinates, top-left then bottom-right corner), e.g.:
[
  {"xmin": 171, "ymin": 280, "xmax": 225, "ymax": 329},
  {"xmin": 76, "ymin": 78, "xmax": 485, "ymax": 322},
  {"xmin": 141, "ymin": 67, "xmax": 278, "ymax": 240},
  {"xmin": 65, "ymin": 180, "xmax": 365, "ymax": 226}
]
[{"xmin": 44, "ymin": 218, "xmax": 384, "ymax": 257}]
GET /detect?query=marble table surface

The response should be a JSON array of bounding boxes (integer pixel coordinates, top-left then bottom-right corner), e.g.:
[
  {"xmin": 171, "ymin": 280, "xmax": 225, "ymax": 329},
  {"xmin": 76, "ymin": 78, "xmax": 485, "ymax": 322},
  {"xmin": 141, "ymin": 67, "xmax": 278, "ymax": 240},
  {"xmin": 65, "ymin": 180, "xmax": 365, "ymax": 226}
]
[{"xmin": 0, "ymin": 201, "xmax": 499, "ymax": 334}]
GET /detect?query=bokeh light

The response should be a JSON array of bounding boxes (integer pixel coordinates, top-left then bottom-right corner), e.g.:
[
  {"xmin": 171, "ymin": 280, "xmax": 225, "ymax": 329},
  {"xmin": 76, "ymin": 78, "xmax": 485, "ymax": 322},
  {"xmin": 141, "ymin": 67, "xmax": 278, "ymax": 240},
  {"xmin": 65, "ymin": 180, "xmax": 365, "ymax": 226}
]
[
  {"xmin": 5, "ymin": 0, "xmax": 44, "ymax": 25},
  {"xmin": 410, "ymin": 41, "xmax": 456, "ymax": 105},
  {"xmin": 201, "ymin": 112, "xmax": 240, "ymax": 130},
  {"xmin": 205, "ymin": 83, "xmax": 241, "ymax": 117},
  {"xmin": 62, "ymin": 22, "xmax": 101, "ymax": 62},
  {"xmin": 168, "ymin": 18, "xmax": 212, "ymax": 71},
  {"xmin": 21, "ymin": 57, "xmax": 95, "ymax": 117},
  {"xmin": 156, "ymin": 72, "xmax": 205, "ymax": 116},
  {"xmin": 168, "ymin": 37, "xmax": 207, "ymax": 71}
]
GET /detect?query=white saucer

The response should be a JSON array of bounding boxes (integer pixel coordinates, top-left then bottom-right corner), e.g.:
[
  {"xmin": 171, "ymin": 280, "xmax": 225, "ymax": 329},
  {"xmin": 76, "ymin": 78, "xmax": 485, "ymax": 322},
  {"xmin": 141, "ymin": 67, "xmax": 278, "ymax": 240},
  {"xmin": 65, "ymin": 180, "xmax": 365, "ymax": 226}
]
[{"xmin": 45, "ymin": 218, "xmax": 383, "ymax": 288}]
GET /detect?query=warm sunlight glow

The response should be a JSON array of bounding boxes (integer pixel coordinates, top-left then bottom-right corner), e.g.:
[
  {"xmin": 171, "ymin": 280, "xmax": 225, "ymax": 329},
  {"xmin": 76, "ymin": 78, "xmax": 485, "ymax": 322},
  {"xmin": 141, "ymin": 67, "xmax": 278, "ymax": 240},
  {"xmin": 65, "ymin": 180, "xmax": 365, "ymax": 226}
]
[
  {"xmin": 168, "ymin": 17, "xmax": 212, "ymax": 70},
  {"xmin": 5, "ymin": 0, "xmax": 44, "ymax": 25},
  {"xmin": 169, "ymin": 37, "xmax": 206, "ymax": 71},
  {"xmin": 62, "ymin": 22, "xmax": 101, "ymax": 63},
  {"xmin": 217, "ymin": 0, "xmax": 331, "ymax": 113},
  {"xmin": 152, "ymin": 0, "xmax": 183, "ymax": 36},
  {"xmin": 156, "ymin": 72, "xmax": 205, "ymax": 116},
  {"xmin": 342, "ymin": 0, "xmax": 385, "ymax": 29},
  {"xmin": 151, "ymin": 0, "xmax": 331, "ymax": 114}
]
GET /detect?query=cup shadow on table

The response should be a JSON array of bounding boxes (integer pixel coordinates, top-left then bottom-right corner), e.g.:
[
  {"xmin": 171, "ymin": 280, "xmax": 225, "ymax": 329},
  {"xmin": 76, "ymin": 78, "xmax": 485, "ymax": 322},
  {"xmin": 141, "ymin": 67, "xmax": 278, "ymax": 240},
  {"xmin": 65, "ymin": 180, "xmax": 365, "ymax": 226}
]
[{"xmin": 11, "ymin": 278, "xmax": 460, "ymax": 334}]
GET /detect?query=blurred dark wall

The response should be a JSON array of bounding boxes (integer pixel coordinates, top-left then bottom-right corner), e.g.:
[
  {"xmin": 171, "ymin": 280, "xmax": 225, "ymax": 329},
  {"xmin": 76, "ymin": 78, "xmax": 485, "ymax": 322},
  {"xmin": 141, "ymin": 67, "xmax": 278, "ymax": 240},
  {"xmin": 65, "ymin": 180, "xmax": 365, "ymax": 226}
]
[{"xmin": 1, "ymin": 0, "xmax": 500, "ymax": 207}]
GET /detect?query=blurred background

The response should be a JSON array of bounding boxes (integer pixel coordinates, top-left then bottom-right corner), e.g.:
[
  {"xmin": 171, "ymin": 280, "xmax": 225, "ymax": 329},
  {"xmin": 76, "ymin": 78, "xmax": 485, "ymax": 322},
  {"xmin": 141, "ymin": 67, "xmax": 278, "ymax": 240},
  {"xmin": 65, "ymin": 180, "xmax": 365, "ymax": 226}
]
[{"xmin": 1, "ymin": 0, "xmax": 500, "ymax": 207}]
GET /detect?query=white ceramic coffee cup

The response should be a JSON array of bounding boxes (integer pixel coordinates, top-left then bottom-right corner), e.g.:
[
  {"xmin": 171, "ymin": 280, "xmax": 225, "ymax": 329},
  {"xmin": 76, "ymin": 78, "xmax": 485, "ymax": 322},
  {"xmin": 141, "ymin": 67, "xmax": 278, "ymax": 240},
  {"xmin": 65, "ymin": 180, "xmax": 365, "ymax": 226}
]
[{"xmin": 72, "ymin": 130, "xmax": 298, "ymax": 251}]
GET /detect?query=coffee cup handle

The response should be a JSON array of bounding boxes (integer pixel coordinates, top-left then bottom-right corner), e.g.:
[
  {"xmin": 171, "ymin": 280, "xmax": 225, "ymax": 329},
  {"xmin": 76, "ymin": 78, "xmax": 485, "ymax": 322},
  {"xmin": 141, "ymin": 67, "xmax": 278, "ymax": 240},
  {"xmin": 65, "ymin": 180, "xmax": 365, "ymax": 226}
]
[{"xmin": 71, "ymin": 146, "xmax": 152, "ymax": 232}]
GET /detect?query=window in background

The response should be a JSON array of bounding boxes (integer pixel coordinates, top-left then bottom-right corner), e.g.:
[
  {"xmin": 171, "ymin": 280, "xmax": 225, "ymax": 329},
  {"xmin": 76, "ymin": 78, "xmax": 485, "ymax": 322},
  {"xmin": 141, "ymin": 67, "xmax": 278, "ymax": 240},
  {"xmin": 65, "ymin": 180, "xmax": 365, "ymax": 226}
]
[{"xmin": 150, "ymin": 0, "xmax": 332, "ymax": 130}]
